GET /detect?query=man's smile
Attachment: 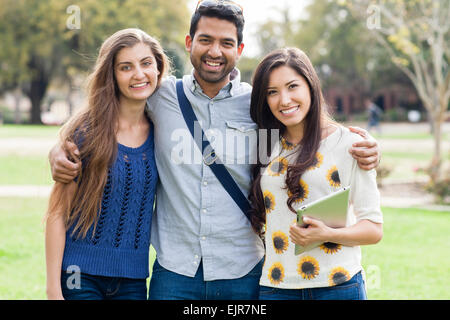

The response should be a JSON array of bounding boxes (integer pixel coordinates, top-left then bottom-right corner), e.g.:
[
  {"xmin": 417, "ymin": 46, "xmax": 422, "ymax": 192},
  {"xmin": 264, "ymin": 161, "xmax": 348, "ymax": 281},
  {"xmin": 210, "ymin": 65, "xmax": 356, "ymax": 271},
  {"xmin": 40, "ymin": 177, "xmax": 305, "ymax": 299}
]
[{"xmin": 202, "ymin": 58, "xmax": 225, "ymax": 71}]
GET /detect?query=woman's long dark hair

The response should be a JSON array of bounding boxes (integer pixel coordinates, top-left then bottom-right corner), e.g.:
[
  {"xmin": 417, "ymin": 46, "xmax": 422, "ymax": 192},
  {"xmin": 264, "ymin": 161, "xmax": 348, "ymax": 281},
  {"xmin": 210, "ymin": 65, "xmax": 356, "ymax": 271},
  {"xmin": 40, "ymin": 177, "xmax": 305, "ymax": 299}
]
[{"xmin": 249, "ymin": 48, "xmax": 333, "ymax": 236}]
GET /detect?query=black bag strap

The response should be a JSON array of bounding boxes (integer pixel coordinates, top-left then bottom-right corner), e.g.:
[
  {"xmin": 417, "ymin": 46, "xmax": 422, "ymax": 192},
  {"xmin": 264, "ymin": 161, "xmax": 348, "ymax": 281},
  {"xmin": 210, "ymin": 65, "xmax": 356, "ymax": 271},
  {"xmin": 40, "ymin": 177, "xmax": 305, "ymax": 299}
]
[{"xmin": 175, "ymin": 80, "xmax": 252, "ymax": 222}]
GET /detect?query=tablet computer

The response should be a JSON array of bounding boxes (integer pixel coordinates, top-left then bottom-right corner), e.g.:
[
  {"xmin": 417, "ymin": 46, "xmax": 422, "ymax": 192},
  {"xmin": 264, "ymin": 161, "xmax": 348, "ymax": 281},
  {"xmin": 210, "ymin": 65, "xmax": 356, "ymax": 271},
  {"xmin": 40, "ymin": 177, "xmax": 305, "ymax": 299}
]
[{"xmin": 295, "ymin": 186, "xmax": 350, "ymax": 255}]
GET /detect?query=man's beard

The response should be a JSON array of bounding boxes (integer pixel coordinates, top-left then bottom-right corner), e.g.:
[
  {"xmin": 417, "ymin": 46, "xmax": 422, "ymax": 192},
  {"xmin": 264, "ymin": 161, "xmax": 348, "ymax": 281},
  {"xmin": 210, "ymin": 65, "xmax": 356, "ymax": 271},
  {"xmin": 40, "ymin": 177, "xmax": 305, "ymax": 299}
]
[{"xmin": 191, "ymin": 54, "xmax": 235, "ymax": 84}]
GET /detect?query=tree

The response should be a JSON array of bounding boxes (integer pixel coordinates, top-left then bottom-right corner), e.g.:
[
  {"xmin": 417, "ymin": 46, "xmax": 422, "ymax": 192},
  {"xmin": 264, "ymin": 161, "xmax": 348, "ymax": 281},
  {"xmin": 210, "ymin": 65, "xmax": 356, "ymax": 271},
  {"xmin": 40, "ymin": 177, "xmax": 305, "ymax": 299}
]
[
  {"xmin": 293, "ymin": 0, "xmax": 375, "ymax": 93},
  {"xmin": 344, "ymin": 0, "xmax": 450, "ymax": 182},
  {"xmin": 251, "ymin": 0, "xmax": 410, "ymax": 103},
  {"xmin": 253, "ymin": 5, "xmax": 299, "ymax": 55},
  {"xmin": 237, "ymin": 56, "xmax": 261, "ymax": 84},
  {"xmin": 0, "ymin": 0, "xmax": 189, "ymax": 124}
]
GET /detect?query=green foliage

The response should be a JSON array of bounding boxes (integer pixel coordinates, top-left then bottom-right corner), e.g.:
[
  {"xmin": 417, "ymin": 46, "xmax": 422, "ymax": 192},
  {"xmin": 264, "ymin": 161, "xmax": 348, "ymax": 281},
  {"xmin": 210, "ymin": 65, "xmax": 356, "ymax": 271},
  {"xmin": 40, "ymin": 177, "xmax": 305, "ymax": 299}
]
[
  {"xmin": 376, "ymin": 164, "xmax": 392, "ymax": 188},
  {"xmin": 0, "ymin": 105, "xmax": 30, "ymax": 124},
  {"xmin": 164, "ymin": 47, "xmax": 188, "ymax": 78},
  {"xmin": 237, "ymin": 56, "xmax": 261, "ymax": 84},
  {"xmin": 416, "ymin": 166, "xmax": 450, "ymax": 204},
  {"xmin": 251, "ymin": 0, "xmax": 411, "ymax": 98},
  {"xmin": 0, "ymin": 0, "xmax": 190, "ymax": 123},
  {"xmin": 383, "ymin": 108, "xmax": 408, "ymax": 122},
  {"xmin": 425, "ymin": 177, "xmax": 450, "ymax": 204}
]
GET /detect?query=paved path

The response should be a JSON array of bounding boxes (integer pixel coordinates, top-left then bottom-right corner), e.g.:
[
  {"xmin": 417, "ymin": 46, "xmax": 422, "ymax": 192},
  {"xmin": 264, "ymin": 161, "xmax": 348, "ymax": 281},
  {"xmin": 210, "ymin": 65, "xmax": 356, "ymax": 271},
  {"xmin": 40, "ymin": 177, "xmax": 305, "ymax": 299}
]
[
  {"xmin": 0, "ymin": 185, "xmax": 52, "ymax": 198},
  {"xmin": 0, "ymin": 138, "xmax": 55, "ymax": 156}
]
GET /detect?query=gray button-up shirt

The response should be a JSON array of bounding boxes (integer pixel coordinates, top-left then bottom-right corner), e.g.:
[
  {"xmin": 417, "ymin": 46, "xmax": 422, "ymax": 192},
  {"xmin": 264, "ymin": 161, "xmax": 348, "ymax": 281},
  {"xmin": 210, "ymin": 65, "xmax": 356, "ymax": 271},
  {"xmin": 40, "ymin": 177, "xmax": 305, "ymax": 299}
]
[{"xmin": 146, "ymin": 70, "xmax": 265, "ymax": 281}]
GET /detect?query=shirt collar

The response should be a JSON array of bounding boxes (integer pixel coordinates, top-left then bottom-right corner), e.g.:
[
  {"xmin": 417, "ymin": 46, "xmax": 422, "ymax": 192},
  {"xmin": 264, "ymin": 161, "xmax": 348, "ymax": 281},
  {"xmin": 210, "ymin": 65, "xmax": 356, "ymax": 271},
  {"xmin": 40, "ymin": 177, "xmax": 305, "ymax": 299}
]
[{"xmin": 187, "ymin": 68, "xmax": 241, "ymax": 98}]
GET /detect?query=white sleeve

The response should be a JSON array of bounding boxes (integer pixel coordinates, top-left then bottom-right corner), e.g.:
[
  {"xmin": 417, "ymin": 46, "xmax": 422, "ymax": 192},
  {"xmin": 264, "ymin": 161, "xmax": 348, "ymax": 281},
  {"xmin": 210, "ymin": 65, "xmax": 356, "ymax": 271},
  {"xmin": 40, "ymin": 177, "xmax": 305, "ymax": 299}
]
[{"xmin": 349, "ymin": 161, "xmax": 383, "ymax": 224}]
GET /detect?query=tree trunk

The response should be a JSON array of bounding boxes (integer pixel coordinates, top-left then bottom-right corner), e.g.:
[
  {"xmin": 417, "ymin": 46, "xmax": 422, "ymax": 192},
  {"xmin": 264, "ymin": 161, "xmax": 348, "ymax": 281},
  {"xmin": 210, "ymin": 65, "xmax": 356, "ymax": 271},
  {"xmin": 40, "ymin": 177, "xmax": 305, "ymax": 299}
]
[
  {"xmin": 13, "ymin": 89, "xmax": 22, "ymax": 124},
  {"xmin": 430, "ymin": 114, "xmax": 442, "ymax": 182},
  {"xmin": 28, "ymin": 85, "xmax": 45, "ymax": 125},
  {"xmin": 25, "ymin": 57, "xmax": 50, "ymax": 124},
  {"xmin": 67, "ymin": 77, "xmax": 74, "ymax": 117}
]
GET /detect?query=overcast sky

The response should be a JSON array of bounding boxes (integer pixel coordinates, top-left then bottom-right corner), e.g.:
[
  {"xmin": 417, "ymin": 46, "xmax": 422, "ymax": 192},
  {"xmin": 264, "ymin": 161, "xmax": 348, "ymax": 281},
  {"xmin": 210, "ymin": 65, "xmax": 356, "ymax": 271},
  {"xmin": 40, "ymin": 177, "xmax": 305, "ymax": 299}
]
[{"xmin": 187, "ymin": 0, "xmax": 311, "ymax": 57}]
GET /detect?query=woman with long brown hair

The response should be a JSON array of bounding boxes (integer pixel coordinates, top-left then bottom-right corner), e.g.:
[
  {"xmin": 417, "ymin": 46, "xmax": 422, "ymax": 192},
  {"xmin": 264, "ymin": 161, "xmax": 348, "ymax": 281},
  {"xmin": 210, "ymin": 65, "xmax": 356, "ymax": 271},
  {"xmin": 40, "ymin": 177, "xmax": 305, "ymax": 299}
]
[
  {"xmin": 249, "ymin": 48, "xmax": 383, "ymax": 300},
  {"xmin": 45, "ymin": 28, "xmax": 169, "ymax": 300}
]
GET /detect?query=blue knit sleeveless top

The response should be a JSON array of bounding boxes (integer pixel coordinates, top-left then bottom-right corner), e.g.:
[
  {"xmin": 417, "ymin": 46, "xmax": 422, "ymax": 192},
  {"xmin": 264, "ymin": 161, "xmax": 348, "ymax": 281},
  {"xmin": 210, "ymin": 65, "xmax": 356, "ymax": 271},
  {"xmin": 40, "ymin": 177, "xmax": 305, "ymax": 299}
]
[{"xmin": 62, "ymin": 126, "xmax": 157, "ymax": 279}]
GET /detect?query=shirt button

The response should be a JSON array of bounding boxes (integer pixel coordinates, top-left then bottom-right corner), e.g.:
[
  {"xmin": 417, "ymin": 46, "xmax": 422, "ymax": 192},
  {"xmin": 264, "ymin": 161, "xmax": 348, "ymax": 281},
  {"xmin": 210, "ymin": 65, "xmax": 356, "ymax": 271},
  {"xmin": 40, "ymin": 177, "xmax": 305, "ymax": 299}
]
[
  {"xmin": 203, "ymin": 181, "xmax": 208, "ymax": 186},
  {"xmin": 195, "ymin": 255, "xmax": 199, "ymax": 259},
  {"xmin": 201, "ymin": 236, "xmax": 206, "ymax": 241},
  {"xmin": 202, "ymin": 209, "xmax": 207, "ymax": 213}
]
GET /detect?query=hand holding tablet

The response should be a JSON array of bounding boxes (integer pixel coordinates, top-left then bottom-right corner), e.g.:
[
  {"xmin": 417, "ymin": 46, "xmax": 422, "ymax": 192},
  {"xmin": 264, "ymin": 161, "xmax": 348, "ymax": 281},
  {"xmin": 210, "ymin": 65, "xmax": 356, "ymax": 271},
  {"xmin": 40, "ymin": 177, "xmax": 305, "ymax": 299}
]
[{"xmin": 295, "ymin": 187, "xmax": 350, "ymax": 255}]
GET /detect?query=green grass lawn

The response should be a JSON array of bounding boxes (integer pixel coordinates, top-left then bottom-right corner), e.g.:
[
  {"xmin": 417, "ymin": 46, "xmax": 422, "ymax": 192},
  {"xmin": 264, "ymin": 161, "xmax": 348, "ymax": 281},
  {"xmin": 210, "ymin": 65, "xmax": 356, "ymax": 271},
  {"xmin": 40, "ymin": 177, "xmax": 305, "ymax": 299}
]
[
  {"xmin": 0, "ymin": 155, "xmax": 53, "ymax": 185},
  {"xmin": 0, "ymin": 197, "xmax": 48, "ymax": 299},
  {"xmin": 0, "ymin": 197, "xmax": 448, "ymax": 300},
  {"xmin": 0, "ymin": 124, "xmax": 60, "ymax": 139},
  {"xmin": 362, "ymin": 207, "xmax": 450, "ymax": 299},
  {"xmin": 382, "ymin": 151, "xmax": 432, "ymax": 162}
]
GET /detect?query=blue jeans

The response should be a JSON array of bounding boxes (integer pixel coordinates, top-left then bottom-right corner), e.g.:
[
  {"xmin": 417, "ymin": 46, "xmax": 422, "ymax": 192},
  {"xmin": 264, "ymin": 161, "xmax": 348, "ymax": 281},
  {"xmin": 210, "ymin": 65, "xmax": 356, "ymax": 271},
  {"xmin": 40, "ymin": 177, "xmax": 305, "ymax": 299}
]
[
  {"xmin": 60, "ymin": 271, "xmax": 147, "ymax": 300},
  {"xmin": 148, "ymin": 259, "xmax": 264, "ymax": 300},
  {"xmin": 259, "ymin": 271, "xmax": 367, "ymax": 300}
]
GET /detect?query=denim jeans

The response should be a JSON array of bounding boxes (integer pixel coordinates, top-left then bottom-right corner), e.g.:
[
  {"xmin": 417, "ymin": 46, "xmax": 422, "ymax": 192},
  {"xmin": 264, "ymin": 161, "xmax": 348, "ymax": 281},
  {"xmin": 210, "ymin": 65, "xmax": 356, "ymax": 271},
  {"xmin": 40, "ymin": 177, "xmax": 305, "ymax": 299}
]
[
  {"xmin": 60, "ymin": 271, "xmax": 147, "ymax": 300},
  {"xmin": 148, "ymin": 259, "xmax": 264, "ymax": 300},
  {"xmin": 259, "ymin": 271, "xmax": 367, "ymax": 300}
]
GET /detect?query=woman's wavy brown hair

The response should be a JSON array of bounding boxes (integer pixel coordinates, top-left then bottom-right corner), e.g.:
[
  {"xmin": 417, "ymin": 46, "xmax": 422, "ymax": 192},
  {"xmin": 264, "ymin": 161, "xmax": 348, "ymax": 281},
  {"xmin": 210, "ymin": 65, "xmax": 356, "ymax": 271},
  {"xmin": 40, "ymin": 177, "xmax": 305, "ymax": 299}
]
[
  {"xmin": 46, "ymin": 28, "xmax": 170, "ymax": 239},
  {"xmin": 248, "ymin": 47, "xmax": 333, "ymax": 236}
]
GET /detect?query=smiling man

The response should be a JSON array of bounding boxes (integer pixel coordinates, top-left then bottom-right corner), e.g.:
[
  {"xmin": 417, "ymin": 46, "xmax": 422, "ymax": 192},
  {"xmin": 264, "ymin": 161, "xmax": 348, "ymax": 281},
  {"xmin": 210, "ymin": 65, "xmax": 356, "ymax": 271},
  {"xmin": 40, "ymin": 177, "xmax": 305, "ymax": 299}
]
[
  {"xmin": 146, "ymin": 1, "xmax": 379, "ymax": 300},
  {"xmin": 145, "ymin": 1, "xmax": 267, "ymax": 300},
  {"xmin": 49, "ymin": 0, "xmax": 380, "ymax": 300},
  {"xmin": 186, "ymin": 15, "xmax": 244, "ymax": 97}
]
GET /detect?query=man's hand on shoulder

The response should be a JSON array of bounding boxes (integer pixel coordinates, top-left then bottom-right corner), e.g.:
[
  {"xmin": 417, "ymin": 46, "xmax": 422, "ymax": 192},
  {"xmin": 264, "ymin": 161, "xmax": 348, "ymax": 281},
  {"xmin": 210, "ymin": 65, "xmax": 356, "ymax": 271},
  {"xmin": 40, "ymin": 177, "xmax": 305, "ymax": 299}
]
[
  {"xmin": 48, "ymin": 141, "xmax": 80, "ymax": 183},
  {"xmin": 347, "ymin": 126, "xmax": 381, "ymax": 171}
]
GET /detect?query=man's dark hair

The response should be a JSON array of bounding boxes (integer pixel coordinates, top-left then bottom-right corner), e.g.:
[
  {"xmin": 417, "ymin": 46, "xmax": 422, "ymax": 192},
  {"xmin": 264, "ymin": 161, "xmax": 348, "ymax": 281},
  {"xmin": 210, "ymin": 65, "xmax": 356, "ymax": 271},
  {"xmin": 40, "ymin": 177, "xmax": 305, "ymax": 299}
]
[{"xmin": 189, "ymin": 4, "xmax": 245, "ymax": 45}]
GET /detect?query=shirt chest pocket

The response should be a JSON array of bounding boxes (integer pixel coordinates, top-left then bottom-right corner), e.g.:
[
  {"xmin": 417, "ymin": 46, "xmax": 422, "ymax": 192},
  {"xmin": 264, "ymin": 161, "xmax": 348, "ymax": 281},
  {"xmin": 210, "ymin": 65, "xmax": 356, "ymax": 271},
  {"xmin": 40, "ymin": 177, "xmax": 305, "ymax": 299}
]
[{"xmin": 220, "ymin": 120, "xmax": 258, "ymax": 165}]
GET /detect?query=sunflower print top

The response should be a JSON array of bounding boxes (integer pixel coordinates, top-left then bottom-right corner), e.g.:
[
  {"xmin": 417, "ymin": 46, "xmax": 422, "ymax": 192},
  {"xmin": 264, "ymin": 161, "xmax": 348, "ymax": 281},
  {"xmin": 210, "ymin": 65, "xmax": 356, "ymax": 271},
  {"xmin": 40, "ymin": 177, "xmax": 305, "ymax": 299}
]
[{"xmin": 260, "ymin": 126, "xmax": 383, "ymax": 289}]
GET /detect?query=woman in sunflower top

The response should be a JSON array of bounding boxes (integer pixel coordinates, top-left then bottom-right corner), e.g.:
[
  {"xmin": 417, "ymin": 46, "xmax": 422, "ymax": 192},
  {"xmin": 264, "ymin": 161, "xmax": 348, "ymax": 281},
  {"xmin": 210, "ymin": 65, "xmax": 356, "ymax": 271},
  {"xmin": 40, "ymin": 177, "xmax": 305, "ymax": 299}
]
[
  {"xmin": 45, "ymin": 28, "xmax": 169, "ymax": 300},
  {"xmin": 249, "ymin": 48, "xmax": 383, "ymax": 300}
]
